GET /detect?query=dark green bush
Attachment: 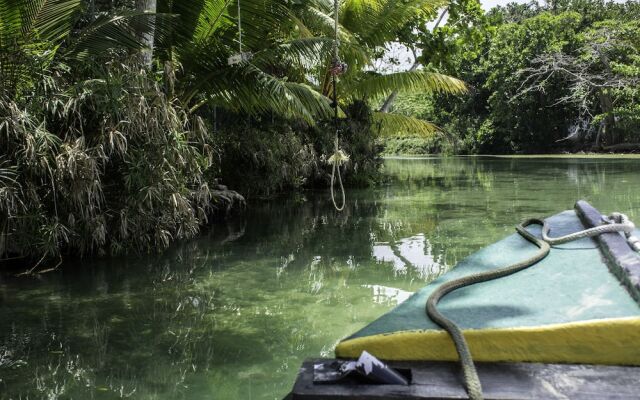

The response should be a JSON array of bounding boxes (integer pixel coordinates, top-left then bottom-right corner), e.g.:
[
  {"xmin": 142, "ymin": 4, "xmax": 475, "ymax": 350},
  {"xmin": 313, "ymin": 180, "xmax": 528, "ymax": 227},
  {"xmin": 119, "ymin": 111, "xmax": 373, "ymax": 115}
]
[{"xmin": 214, "ymin": 101, "xmax": 382, "ymax": 198}]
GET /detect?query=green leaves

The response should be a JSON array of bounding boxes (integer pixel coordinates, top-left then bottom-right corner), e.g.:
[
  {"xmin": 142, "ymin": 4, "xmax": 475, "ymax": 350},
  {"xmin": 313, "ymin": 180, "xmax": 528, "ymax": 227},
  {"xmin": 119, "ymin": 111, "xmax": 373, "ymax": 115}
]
[
  {"xmin": 341, "ymin": 0, "xmax": 446, "ymax": 46},
  {"xmin": 373, "ymin": 112, "xmax": 440, "ymax": 137},
  {"xmin": 1, "ymin": 0, "xmax": 79, "ymax": 96},
  {"xmin": 0, "ymin": 0, "xmax": 23, "ymax": 45},
  {"xmin": 23, "ymin": 0, "xmax": 81, "ymax": 42},
  {"xmin": 0, "ymin": 0, "xmax": 81, "ymax": 44},
  {"xmin": 348, "ymin": 70, "xmax": 467, "ymax": 100},
  {"xmin": 67, "ymin": 12, "xmax": 176, "ymax": 60},
  {"xmin": 191, "ymin": 0, "xmax": 233, "ymax": 42},
  {"xmin": 0, "ymin": 1, "xmax": 177, "ymax": 97},
  {"xmin": 0, "ymin": 157, "xmax": 18, "ymax": 186},
  {"xmin": 226, "ymin": 64, "xmax": 335, "ymax": 123},
  {"xmin": 136, "ymin": 0, "xmax": 466, "ymax": 131}
]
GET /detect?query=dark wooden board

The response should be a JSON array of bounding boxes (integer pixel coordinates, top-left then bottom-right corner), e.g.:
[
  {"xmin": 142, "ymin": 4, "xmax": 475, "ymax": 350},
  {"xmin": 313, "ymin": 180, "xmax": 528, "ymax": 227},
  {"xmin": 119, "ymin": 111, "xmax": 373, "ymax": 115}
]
[
  {"xmin": 575, "ymin": 200, "xmax": 640, "ymax": 303},
  {"xmin": 289, "ymin": 359, "xmax": 640, "ymax": 399}
]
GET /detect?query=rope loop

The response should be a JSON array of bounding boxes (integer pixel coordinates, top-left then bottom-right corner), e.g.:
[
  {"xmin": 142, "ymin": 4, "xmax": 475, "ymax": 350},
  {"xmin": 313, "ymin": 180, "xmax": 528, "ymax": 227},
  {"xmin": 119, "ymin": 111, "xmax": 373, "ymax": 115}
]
[{"xmin": 329, "ymin": 137, "xmax": 348, "ymax": 211}]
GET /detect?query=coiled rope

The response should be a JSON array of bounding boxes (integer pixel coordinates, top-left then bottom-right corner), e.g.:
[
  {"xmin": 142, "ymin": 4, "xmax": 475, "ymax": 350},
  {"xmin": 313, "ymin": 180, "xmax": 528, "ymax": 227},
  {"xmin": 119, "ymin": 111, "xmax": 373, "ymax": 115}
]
[
  {"xmin": 328, "ymin": 0, "xmax": 348, "ymax": 211},
  {"xmin": 426, "ymin": 213, "xmax": 639, "ymax": 400}
]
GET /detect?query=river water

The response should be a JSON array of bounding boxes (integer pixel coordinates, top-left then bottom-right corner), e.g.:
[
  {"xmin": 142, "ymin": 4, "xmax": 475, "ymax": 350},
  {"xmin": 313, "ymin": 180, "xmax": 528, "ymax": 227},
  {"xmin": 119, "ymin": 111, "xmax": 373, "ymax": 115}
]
[{"xmin": 1, "ymin": 156, "xmax": 639, "ymax": 399}]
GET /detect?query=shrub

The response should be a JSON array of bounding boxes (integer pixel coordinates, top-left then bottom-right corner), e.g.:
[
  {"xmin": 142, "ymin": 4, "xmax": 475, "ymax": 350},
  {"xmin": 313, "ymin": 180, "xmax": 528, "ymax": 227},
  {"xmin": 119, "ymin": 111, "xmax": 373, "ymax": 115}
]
[{"xmin": 1, "ymin": 64, "xmax": 219, "ymax": 261}]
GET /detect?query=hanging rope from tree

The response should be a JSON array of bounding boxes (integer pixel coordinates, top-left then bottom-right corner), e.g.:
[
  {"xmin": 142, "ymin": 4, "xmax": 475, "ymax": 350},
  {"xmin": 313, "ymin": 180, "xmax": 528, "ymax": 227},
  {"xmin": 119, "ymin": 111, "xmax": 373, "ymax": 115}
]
[
  {"xmin": 228, "ymin": 0, "xmax": 252, "ymax": 65},
  {"xmin": 328, "ymin": 0, "xmax": 348, "ymax": 211},
  {"xmin": 237, "ymin": 0, "xmax": 242, "ymax": 53}
]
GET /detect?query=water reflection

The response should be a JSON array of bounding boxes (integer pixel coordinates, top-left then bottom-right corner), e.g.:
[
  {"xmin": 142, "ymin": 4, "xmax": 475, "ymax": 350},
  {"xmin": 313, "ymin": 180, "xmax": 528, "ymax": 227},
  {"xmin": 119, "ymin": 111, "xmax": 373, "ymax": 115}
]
[
  {"xmin": 2, "ymin": 156, "xmax": 640, "ymax": 399},
  {"xmin": 362, "ymin": 285, "xmax": 413, "ymax": 305},
  {"xmin": 373, "ymin": 234, "xmax": 446, "ymax": 279}
]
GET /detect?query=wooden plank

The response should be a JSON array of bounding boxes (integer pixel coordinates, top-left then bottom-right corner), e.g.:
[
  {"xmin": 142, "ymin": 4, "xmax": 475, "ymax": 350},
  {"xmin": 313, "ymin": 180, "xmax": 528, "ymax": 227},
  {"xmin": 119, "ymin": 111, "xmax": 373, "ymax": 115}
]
[
  {"xmin": 575, "ymin": 200, "xmax": 640, "ymax": 303},
  {"xmin": 289, "ymin": 359, "xmax": 640, "ymax": 399}
]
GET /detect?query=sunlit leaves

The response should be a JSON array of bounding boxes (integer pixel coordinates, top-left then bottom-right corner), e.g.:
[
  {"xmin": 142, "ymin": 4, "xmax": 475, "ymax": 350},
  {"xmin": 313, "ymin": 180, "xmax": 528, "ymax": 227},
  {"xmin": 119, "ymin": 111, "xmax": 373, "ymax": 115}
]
[
  {"xmin": 373, "ymin": 112, "xmax": 440, "ymax": 138},
  {"xmin": 348, "ymin": 70, "xmax": 467, "ymax": 100}
]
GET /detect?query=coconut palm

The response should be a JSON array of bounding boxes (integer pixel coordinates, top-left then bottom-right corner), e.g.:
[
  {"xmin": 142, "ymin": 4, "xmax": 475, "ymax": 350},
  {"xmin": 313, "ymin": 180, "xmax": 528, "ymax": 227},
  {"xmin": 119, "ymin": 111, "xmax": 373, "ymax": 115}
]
[
  {"xmin": 0, "ymin": 0, "xmax": 167, "ymax": 99},
  {"xmin": 153, "ymin": 0, "xmax": 466, "ymax": 131},
  {"xmin": 1, "ymin": 0, "xmax": 465, "ymax": 129},
  {"xmin": 255, "ymin": 0, "xmax": 467, "ymax": 135}
]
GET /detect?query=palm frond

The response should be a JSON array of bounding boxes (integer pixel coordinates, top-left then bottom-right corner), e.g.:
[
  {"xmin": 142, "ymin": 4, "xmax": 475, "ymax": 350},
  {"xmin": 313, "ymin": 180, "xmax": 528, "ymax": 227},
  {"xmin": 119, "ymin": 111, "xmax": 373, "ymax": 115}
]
[
  {"xmin": 372, "ymin": 112, "xmax": 440, "ymax": 137},
  {"xmin": 223, "ymin": 0, "xmax": 293, "ymax": 51},
  {"xmin": 296, "ymin": 4, "xmax": 357, "ymax": 45},
  {"xmin": 66, "ymin": 12, "xmax": 175, "ymax": 60},
  {"xmin": 24, "ymin": 0, "xmax": 81, "ymax": 42},
  {"xmin": 191, "ymin": 0, "xmax": 233, "ymax": 42},
  {"xmin": 347, "ymin": 70, "xmax": 467, "ymax": 100},
  {"xmin": 229, "ymin": 65, "xmax": 334, "ymax": 123},
  {"xmin": 252, "ymin": 37, "xmax": 368, "ymax": 74},
  {"xmin": 282, "ymin": 81, "xmax": 335, "ymax": 119},
  {"xmin": 341, "ymin": 0, "xmax": 447, "ymax": 46},
  {"xmin": 252, "ymin": 37, "xmax": 332, "ymax": 67},
  {"xmin": 1, "ymin": 0, "xmax": 80, "ymax": 95},
  {"xmin": 0, "ymin": 0, "xmax": 24, "ymax": 44},
  {"xmin": 157, "ymin": 0, "xmax": 232, "ymax": 46}
]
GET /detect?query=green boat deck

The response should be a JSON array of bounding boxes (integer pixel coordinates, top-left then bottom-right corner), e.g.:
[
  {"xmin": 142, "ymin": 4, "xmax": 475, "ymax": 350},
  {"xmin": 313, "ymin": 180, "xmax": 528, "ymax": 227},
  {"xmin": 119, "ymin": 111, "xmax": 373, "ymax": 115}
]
[{"xmin": 335, "ymin": 206, "xmax": 640, "ymax": 365}]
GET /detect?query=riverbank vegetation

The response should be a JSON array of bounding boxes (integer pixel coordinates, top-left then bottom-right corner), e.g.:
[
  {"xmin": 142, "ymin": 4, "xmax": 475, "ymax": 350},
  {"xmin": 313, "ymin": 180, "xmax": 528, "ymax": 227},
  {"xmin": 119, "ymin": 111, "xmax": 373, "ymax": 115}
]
[
  {"xmin": 0, "ymin": 0, "xmax": 465, "ymax": 263},
  {"xmin": 382, "ymin": 0, "xmax": 640, "ymax": 155},
  {"xmin": 2, "ymin": 0, "xmax": 638, "ymax": 265}
]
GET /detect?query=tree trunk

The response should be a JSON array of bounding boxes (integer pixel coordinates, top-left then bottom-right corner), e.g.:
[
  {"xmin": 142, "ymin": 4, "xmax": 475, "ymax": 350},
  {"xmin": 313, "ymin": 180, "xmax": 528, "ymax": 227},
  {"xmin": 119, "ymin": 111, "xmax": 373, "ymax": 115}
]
[
  {"xmin": 136, "ymin": 0, "xmax": 156, "ymax": 67},
  {"xmin": 594, "ymin": 49, "xmax": 617, "ymax": 145},
  {"xmin": 597, "ymin": 89, "xmax": 616, "ymax": 145}
]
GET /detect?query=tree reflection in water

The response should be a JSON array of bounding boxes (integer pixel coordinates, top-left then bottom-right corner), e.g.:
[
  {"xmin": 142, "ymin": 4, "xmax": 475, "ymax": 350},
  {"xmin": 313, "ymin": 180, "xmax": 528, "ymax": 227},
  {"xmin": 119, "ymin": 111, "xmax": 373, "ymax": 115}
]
[{"xmin": 2, "ymin": 156, "xmax": 640, "ymax": 400}]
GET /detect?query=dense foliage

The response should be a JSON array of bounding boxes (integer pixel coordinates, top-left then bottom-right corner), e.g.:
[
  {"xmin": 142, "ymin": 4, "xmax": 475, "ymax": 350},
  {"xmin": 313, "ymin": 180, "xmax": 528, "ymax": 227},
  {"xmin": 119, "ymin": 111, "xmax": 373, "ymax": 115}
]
[
  {"xmin": 5, "ymin": 0, "xmax": 637, "ymax": 263},
  {"xmin": 383, "ymin": 0, "xmax": 640, "ymax": 154},
  {"xmin": 0, "ymin": 0, "xmax": 464, "ymax": 264}
]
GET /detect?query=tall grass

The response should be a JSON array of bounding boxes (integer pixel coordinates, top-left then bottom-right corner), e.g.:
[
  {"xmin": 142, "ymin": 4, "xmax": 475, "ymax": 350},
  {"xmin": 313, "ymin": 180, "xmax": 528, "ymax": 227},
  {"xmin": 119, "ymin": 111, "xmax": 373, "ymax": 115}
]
[{"xmin": 1, "ymin": 63, "xmax": 218, "ymax": 263}]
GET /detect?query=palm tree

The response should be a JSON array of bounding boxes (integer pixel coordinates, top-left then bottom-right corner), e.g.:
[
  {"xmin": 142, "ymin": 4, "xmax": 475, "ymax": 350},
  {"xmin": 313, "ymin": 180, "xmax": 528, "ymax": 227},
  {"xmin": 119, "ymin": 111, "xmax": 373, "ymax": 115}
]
[
  {"xmin": 152, "ymin": 0, "xmax": 466, "ymax": 132},
  {"xmin": 1, "ymin": 0, "xmax": 465, "ymax": 131},
  {"xmin": 153, "ymin": 0, "xmax": 337, "ymax": 122},
  {"xmin": 258, "ymin": 0, "xmax": 466, "ymax": 134}
]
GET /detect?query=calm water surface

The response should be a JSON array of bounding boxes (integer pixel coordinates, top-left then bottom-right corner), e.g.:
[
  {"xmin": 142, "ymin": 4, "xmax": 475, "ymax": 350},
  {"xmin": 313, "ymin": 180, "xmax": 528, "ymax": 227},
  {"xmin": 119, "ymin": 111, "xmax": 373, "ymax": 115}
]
[{"xmin": 2, "ymin": 157, "xmax": 640, "ymax": 399}]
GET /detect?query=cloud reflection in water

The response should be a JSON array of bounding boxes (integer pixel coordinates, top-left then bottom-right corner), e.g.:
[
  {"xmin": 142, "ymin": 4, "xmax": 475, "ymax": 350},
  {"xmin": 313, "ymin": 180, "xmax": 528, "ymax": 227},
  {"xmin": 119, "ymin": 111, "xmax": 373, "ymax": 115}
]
[{"xmin": 372, "ymin": 234, "xmax": 446, "ymax": 280}]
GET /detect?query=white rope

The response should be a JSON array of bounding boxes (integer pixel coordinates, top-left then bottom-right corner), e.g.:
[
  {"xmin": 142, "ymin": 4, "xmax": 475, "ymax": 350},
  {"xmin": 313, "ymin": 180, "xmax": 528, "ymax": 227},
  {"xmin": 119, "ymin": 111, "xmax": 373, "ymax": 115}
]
[
  {"xmin": 237, "ymin": 0, "xmax": 242, "ymax": 53},
  {"xmin": 329, "ymin": 0, "xmax": 347, "ymax": 212},
  {"xmin": 542, "ymin": 212, "xmax": 640, "ymax": 251},
  {"xmin": 333, "ymin": 0, "xmax": 339, "ymax": 59},
  {"xmin": 330, "ymin": 157, "xmax": 346, "ymax": 211}
]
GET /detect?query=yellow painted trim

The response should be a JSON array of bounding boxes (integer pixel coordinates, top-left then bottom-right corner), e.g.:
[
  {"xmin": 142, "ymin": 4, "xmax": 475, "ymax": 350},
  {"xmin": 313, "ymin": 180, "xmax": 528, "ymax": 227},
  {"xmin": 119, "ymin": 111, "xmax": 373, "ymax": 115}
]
[{"xmin": 335, "ymin": 317, "xmax": 640, "ymax": 365}]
